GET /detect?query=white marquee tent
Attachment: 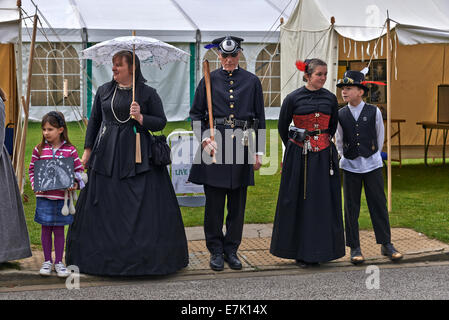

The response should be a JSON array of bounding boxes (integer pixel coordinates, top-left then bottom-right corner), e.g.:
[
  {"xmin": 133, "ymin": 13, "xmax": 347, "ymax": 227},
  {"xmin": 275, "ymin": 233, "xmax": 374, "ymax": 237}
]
[
  {"xmin": 13, "ymin": 0, "xmax": 297, "ymax": 122},
  {"xmin": 0, "ymin": 0, "xmax": 20, "ymax": 43},
  {"xmin": 281, "ymin": 0, "xmax": 449, "ymax": 146}
]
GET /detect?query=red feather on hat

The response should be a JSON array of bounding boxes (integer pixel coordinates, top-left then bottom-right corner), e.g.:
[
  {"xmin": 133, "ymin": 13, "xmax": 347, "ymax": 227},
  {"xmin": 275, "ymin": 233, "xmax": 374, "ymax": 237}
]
[
  {"xmin": 296, "ymin": 60, "xmax": 307, "ymax": 72},
  {"xmin": 361, "ymin": 81, "xmax": 386, "ymax": 86}
]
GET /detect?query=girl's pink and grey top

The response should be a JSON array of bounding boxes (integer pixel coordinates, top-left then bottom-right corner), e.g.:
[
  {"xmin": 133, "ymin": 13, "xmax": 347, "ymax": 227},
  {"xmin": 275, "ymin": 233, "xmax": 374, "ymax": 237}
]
[{"xmin": 29, "ymin": 141, "xmax": 84, "ymax": 200}]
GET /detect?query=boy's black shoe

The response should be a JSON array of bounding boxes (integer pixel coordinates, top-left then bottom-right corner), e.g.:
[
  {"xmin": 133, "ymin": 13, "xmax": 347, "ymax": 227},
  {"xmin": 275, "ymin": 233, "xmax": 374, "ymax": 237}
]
[{"xmin": 210, "ymin": 253, "xmax": 224, "ymax": 271}]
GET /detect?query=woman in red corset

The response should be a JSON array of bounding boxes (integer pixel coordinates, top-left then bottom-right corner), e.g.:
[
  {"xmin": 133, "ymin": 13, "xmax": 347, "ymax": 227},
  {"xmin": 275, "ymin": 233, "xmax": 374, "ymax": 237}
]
[{"xmin": 270, "ymin": 58, "xmax": 345, "ymax": 267}]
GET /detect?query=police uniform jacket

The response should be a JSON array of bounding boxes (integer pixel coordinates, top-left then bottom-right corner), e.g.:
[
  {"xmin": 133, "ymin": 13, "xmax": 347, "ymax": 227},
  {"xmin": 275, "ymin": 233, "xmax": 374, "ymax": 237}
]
[{"xmin": 188, "ymin": 67, "xmax": 266, "ymax": 189}]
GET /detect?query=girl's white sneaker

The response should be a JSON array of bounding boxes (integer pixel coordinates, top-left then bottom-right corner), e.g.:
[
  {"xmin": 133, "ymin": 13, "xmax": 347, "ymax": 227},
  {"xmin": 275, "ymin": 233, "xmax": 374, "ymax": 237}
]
[
  {"xmin": 39, "ymin": 260, "xmax": 53, "ymax": 276},
  {"xmin": 54, "ymin": 262, "xmax": 69, "ymax": 278}
]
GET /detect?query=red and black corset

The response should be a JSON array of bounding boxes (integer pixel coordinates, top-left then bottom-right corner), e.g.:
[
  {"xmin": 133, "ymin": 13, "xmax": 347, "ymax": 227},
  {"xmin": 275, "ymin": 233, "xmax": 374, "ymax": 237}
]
[{"xmin": 289, "ymin": 113, "xmax": 331, "ymax": 152}]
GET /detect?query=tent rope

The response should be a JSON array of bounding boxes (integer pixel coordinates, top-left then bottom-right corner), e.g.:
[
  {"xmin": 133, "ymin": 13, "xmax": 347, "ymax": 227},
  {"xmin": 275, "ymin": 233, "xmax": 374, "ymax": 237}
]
[
  {"xmin": 253, "ymin": 0, "xmax": 297, "ymax": 53},
  {"xmin": 22, "ymin": 4, "xmax": 97, "ymax": 109},
  {"xmin": 266, "ymin": 25, "xmax": 333, "ymax": 107},
  {"xmin": 366, "ymin": 20, "xmax": 387, "ymax": 70},
  {"xmin": 21, "ymin": 5, "xmax": 96, "ymax": 131},
  {"xmin": 21, "ymin": 9, "xmax": 86, "ymax": 134}
]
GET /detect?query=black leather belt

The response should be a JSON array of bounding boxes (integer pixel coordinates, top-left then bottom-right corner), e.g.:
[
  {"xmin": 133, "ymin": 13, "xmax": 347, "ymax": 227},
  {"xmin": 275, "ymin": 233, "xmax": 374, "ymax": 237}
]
[
  {"xmin": 307, "ymin": 129, "xmax": 331, "ymax": 135},
  {"xmin": 213, "ymin": 117, "xmax": 259, "ymax": 129},
  {"xmin": 288, "ymin": 126, "xmax": 330, "ymax": 142}
]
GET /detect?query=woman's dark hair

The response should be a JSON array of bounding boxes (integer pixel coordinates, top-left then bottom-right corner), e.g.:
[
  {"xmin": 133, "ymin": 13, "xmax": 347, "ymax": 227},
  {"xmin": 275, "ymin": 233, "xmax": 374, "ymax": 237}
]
[
  {"xmin": 113, "ymin": 51, "xmax": 133, "ymax": 74},
  {"xmin": 37, "ymin": 111, "xmax": 72, "ymax": 155},
  {"xmin": 112, "ymin": 50, "xmax": 147, "ymax": 84},
  {"xmin": 302, "ymin": 58, "xmax": 327, "ymax": 82}
]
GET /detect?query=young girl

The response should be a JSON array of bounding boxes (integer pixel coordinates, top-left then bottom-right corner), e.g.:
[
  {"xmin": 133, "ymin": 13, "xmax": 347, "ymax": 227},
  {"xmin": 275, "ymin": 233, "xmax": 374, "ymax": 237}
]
[{"xmin": 29, "ymin": 111, "xmax": 84, "ymax": 277}]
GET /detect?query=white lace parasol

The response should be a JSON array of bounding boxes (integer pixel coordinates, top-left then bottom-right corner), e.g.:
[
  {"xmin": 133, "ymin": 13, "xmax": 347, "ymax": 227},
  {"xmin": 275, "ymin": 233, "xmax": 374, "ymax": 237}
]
[{"xmin": 80, "ymin": 36, "xmax": 190, "ymax": 68}]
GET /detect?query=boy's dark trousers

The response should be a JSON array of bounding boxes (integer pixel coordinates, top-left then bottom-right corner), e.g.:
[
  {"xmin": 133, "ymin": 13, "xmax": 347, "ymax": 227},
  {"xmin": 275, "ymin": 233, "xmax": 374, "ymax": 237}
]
[{"xmin": 343, "ymin": 167, "xmax": 391, "ymax": 248}]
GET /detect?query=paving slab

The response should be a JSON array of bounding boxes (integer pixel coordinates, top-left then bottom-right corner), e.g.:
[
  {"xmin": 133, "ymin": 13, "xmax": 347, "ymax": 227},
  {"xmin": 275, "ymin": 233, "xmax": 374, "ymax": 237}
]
[{"xmin": 1, "ymin": 225, "xmax": 448, "ymax": 287}]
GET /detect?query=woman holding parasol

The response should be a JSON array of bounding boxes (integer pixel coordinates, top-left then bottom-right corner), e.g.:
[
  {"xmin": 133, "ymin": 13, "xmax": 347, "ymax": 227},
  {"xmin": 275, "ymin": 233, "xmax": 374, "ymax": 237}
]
[{"xmin": 66, "ymin": 50, "xmax": 188, "ymax": 276}]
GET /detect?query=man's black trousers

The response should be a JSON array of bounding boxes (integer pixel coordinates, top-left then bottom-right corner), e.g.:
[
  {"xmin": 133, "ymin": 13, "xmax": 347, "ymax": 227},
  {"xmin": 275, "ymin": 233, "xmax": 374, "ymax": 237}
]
[{"xmin": 203, "ymin": 184, "xmax": 248, "ymax": 255}]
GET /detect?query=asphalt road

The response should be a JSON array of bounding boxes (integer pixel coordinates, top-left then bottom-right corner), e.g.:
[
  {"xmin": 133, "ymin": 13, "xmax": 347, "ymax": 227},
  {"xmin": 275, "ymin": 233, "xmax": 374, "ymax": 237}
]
[{"xmin": 1, "ymin": 261, "xmax": 449, "ymax": 300}]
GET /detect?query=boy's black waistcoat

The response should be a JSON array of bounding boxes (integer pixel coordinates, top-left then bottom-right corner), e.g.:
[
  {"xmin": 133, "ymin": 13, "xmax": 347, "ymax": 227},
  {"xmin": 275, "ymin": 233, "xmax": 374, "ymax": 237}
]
[{"xmin": 338, "ymin": 103, "xmax": 378, "ymax": 160}]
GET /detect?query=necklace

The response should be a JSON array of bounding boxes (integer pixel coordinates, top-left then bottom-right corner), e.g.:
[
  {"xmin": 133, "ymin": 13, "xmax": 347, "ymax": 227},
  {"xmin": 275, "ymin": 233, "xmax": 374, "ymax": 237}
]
[{"xmin": 111, "ymin": 85, "xmax": 131, "ymax": 123}]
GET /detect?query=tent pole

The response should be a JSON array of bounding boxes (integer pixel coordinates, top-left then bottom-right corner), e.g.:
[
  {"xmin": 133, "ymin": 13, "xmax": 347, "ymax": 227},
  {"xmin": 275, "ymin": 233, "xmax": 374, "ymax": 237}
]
[
  {"xmin": 132, "ymin": 30, "xmax": 136, "ymax": 102},
  {"xmin": 81, "ymin": 27, "xmax": 88, "ymax": 121},
  {"xmin": 16, "ymin": 12, "xmax": 38, "ymax": 193},
  {"xmin": 12, "ymin": 1, "xmax": 23, "ymax": 169},
  {"xmin": 195, "ymin": 29, "xmax": 201, "ymax": 87},
  {"xmin": 386, "ymin": 16, "xmax": 392, "ymax": 212}
]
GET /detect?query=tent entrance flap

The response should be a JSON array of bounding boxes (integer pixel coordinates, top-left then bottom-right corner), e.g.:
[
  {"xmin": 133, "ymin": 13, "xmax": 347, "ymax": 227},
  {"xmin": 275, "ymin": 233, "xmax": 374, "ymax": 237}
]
[{"xmin": 0, "ymin": 44, "xmax": 18, "ymax": 128}]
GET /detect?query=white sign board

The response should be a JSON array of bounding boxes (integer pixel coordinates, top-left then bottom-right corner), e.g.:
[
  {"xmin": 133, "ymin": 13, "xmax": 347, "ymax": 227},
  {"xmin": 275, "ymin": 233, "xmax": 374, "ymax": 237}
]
[{"xmin": 170, "ymin": 133, "xmax": 204, "ymax": 194}]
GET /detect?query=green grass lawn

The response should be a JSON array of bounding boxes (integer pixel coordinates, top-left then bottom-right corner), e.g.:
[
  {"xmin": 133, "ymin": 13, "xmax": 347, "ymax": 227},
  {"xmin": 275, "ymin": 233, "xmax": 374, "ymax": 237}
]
[{"xmin": 22, "ymin": 120, "xmax": 449, "ymax": 248}]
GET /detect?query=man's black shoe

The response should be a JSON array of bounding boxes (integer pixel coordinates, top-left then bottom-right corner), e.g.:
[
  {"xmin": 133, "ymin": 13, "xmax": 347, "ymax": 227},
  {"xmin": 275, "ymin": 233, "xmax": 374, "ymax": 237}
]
[
  {"xmin": 210, "ymin": 253, "xmax": 224, "ymax": 271},
  {"xmin": 381, "ymin": 243, "xmax": 403, "ymax": 261},
  {"xmin": 224, "ymin": 253, "xmax": 242, "ymax": 270},
  {"xmin": 350, "ymin": 247, "xmax": 365, "ymax": 265}
]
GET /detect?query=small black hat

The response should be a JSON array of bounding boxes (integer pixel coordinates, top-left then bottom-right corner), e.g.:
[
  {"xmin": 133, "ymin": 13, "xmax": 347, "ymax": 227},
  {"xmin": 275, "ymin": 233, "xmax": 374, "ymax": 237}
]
[
  {"xmin": 211, "ymin": 35, "xmax": 244, "ymax": 54},
  {"xmin": 337, "ymin": 70, "xmax": 369, "ymax": 94}
]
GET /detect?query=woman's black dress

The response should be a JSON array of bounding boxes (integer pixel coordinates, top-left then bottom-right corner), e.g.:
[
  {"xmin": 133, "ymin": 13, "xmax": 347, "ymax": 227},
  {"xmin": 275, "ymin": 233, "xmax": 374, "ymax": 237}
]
[
  {"xmin": 270, "ymin": 86, "xmax": 345, "ymax": 263},
  {"xmin": 66, "ymin": 81, "xmax": 189, "ymax": 276}
]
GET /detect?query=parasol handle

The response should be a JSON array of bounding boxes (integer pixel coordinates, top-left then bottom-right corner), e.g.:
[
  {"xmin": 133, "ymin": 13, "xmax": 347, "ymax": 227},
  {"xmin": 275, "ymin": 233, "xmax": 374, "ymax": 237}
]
[
  {"xmin": 132, "ymin": 30, "xmax": 136, "ymax": 103},
  {"xmin": 131, "ymin": 31, "xmax": 141, "ymax": 163}
]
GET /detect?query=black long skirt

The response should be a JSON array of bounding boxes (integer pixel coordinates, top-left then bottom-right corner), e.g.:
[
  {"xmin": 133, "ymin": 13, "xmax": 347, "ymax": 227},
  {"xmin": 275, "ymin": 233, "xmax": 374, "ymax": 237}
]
[
  {"xmin": 66, "ymin": 165, "xmax": 189, "ymax": 276},
  {"xmin": 270, "ymin": 141, "xmax": 345, "ymax": 263}
]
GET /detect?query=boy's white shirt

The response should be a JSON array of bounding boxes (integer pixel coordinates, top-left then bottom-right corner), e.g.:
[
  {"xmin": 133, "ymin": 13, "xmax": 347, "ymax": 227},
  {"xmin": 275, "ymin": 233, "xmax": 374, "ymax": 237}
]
[{"xmin": 335, "ymin": 100, "xmax": 384, "ymax": 173}]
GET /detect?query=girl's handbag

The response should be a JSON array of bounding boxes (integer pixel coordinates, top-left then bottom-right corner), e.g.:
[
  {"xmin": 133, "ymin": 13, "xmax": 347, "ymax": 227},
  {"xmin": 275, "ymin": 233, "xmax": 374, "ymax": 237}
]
[{"xmin": 34, "ymin": 158, "xmax": 75, "ymax": 192}]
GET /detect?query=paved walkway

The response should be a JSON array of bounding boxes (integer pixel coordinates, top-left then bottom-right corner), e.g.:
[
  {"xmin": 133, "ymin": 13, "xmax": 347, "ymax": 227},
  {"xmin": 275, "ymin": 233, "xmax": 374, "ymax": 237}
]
[
  {"xmin": 3, "ymin": 225, "xmax": 449, "ymax": 277},
  {"xmin": 0, "ymin": 224, "xmax": 449, "ymax": 272}
]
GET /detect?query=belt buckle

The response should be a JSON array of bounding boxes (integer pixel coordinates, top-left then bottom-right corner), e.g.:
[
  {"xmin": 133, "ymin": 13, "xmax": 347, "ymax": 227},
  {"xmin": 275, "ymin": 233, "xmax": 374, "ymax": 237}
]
[
  {"xmin": 226, "ymin": 116, "xmax": 235, "ymax": 128},
  {"xmin": 292, "ymin": 131, "xmax": 298, "ymax": 140}
]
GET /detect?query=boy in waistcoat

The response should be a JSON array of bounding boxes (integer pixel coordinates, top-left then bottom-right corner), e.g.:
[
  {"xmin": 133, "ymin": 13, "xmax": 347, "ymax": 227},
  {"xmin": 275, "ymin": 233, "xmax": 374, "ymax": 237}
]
[{"xmin": 335, "ymin": 70, "xmax": 402, "ymax": 265}]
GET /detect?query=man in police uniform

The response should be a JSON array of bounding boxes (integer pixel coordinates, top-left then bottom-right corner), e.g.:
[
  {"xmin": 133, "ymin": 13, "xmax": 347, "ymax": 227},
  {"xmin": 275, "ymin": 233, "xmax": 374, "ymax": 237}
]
[{"xmin": 188, "ymin": 36, "xmax": 266, "ymax": 271}]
